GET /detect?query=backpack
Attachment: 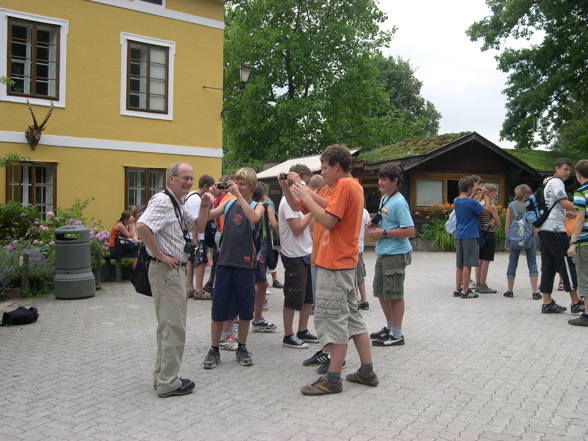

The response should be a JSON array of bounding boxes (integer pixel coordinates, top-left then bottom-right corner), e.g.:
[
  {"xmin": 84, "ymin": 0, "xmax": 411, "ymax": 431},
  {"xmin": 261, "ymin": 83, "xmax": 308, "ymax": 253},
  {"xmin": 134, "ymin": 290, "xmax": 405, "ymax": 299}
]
[
  {"xmin": 525, "ymin": 178, "xmax": 556, "ymax": 227},
  {"xmin": 445, "ymin": 210, "xmax": 456, "ymax": 235},
  {"xmin": 507, "ymin": 202, "xmax": 533, "ymax": 249},
  {"xmin": 2, "ymin": 306, "xmax": 39, "ymax": 326}
]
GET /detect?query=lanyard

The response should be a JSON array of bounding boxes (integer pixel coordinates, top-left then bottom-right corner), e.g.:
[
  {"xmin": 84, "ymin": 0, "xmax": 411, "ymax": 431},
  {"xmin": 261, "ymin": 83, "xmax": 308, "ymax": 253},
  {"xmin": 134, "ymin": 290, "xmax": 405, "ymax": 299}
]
[{"xmin": 378, "ymin": 191, "xmax": 397, "ymax": 212}]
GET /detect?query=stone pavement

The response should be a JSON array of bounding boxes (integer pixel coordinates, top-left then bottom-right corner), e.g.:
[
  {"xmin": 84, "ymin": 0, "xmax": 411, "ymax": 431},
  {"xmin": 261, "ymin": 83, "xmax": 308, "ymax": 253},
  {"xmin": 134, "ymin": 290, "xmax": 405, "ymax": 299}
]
[{"xmin": 1, "ymin": 251, "xmax": 587, "ymax": 441}]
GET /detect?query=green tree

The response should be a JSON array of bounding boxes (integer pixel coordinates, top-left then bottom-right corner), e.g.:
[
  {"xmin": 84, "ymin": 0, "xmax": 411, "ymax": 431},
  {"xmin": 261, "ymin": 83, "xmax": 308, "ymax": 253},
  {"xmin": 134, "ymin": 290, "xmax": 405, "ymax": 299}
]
[
  {"xmin": 551, "ymin": 103, "xmax": 588, "ymax": 157},
  {"xmin": 222, "ymin": 0, "xmax": 439, "ymax": 164},
  {"xmin": 467, "ymin": 0, "xmax": 588, "ymax": 149},
  {"xmin": 375, "ymin": 55, "xmax": 440, "ymax": 136}
]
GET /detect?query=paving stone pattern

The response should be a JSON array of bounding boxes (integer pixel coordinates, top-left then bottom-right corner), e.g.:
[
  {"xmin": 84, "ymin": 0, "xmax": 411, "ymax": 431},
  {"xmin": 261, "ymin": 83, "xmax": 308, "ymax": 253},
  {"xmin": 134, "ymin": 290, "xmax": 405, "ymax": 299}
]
[{"xmin": 1, "ymin": 251, "xmax": 587, "ymax": 441}]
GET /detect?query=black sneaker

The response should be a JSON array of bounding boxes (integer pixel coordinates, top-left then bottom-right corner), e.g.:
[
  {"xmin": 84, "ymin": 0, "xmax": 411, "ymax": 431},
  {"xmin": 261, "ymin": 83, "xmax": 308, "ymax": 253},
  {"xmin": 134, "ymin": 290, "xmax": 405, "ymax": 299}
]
[
  {"xmin": 358, "ymin": 301, "xmax": 369, "ymax": 310},
  {"xmin": 569, "ymin": 313, "xmax": 588, "ymax": 327},
  {"xmin": 571, "ymin": 299, "xmax": 585, "ymax": 314},
  {"xmin": 453, "ymin": 290, "xmax": 462, "ymax": 298},
  {"xmin": 236, "ymin": 346, "xmax": 253, "ymax": 366},
  {"xmin": 158, "ymin": 378, "xmax": 195, "ymax": 398},
  {"xmin": 203, "ymin": 282, "xmax": 213, "ymax": 293},
  {"xmin": 202, "ymin": 348, "xmax": 220, "ymax": 369},
  {"xmin": 369, "ymin": 327, "xmax": 389, "ymax": 340},
  {"xmin": 541, "ymin": 300, "xmax": 567, "ymax": 314},
  {"xmin": 503, "ymin": 291, "xmax": 514, "ymax": 298},
  {"xmin": 532, "ymin": 292, "xmax": 541, "ymax": 300},
  {"xmin": 272, "ymin": 280, "xmax": 284, "ymax": 289},
  {"xmin": 302, "ymin": 349, "xmax": 330, "ymax": 366},
  {"xmin": 372, "ymin": 335, "xmax": 405, "ymax": 346},
  {"xmin": 317, "ymin": 357, "xmax": 345, "ymax": 375},
  {"xmin": 296, "ymin": 330, "xmax": 319, "ymax": 343},
  {"xmin": 461, "ymin": 289, "xmax": 479, "ymax": 299},
  {"xmin": 283, "ymin": 334, "xmax": 309, "ymax": 349}
]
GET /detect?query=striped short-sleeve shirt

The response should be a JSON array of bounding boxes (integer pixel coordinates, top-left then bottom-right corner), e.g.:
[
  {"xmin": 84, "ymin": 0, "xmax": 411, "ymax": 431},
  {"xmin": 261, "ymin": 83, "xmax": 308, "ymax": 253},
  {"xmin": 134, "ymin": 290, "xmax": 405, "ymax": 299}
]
[
  {"xmin": 573, "ymin": 183, "xmax": 588, "ymax": 246},
  {"xmin": 138, "ymin": 190, "xmax": 195, "ymax": 262}
]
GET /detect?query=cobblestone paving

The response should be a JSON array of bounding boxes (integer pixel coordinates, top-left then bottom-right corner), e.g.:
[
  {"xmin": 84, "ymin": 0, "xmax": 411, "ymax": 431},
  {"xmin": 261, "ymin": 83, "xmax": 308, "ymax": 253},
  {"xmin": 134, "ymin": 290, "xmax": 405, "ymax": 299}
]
[{"xmin": 1, "ymin": 251, "xmax": 587, "ymax": 441}]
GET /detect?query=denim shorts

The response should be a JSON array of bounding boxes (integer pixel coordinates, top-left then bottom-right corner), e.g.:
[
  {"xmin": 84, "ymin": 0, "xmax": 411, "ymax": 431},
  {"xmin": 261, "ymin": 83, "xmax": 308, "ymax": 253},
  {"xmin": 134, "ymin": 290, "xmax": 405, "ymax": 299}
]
[{"xmin": 212, "ymin": 265, "xmax": 255, "ymax": 322}]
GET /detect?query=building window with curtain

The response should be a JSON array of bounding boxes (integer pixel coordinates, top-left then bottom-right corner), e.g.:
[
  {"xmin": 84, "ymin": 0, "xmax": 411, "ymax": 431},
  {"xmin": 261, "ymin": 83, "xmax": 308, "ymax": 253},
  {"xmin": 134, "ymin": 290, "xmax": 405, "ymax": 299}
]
[
  {"xmin": 126, "ymin": 40, "xmax": 168, "ymax": 113},
  {"xmin": 7, "ymin": 18, "xmax": 60, "ymax": 100},
  {"xmin": 6, "ymin": 162, "xmax": 56, "ymax": 217},
  {"xmin": 125, "ymin": 167, "xmax": 165, "ymax": 209}
]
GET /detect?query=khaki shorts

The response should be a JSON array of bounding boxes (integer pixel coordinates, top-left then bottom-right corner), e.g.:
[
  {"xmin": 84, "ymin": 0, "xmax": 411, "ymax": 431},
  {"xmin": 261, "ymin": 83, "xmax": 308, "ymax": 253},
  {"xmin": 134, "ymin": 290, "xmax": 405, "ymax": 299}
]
[
  {"xmin": 355, "ymin": 253, "xmax": 366, "ymax": 285},
  {"xmin": 373, "ymin": 252, "xmax": 411, "ymax": 301},
  {"xmin": 315, "ymin": 267, "xmax": 368, "ymax": 346}
]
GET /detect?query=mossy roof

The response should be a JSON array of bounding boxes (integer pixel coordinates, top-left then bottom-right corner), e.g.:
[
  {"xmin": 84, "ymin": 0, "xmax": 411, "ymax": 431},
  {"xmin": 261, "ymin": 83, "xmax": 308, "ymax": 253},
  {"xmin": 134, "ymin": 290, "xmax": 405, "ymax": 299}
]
[
  {"xmin": 358, "ymin": 132, "xmax": 471, "ymax": 162},
  {"xmin": 504, "ymin": 149, "xmax": 584, "ymax": 172}
]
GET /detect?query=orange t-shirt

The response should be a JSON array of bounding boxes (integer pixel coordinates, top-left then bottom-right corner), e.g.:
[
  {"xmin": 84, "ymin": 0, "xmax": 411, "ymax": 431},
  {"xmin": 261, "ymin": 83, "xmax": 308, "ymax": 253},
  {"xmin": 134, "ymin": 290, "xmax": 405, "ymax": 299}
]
[
  {"xmin": 311, "ymin": 186, "xmax": 333, "ymax": 265},
  {"xmin": 315, "ymin": 177, "xmax": 364, "ymax": 270},
  {"xmin": 218, "ymin": 193, "xmax": 237, "ymax": 231}
]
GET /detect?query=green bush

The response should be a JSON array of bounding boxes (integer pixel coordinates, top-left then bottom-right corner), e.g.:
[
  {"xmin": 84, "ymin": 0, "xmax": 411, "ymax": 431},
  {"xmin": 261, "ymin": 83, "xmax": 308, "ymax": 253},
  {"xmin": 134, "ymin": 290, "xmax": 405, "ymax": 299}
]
[
  {"xmin": 419, "ymin": 217, "xmax": 455, "ymax": 251},
  {"xmin": 0, "ymin": 243, "xmax": 55, "ymax": 296},
  {"xmin": 0, "ymin": 202, "xmax": 42, "ymax": 243}
]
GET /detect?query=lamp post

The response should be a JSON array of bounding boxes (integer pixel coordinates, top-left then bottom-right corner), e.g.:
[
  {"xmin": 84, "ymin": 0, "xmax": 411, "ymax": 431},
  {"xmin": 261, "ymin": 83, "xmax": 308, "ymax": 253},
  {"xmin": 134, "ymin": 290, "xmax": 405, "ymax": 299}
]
[{"xmin": 203, "ymin": 63, "xmax": 252, "ymax": 92}]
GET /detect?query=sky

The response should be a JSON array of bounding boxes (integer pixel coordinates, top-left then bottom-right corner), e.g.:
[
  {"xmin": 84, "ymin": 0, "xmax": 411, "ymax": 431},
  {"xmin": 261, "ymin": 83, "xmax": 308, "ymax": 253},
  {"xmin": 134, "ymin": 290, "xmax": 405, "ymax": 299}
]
[{"xmin": 377, "ymin": 0, "xmax": 515, "ymax": 148}]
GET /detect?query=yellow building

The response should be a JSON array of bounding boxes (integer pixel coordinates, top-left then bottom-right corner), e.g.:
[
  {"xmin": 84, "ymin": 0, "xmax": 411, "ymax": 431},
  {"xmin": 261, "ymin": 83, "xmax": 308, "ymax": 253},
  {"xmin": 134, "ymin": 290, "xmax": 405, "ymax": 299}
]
[{"xmin": 0, "ymin": 0, "xmax": 224, "ymax": 227}]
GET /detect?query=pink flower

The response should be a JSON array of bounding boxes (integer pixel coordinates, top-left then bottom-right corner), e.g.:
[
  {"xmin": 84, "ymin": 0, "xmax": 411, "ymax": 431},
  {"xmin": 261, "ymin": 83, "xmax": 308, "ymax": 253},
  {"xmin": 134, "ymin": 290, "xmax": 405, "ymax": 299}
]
[
  {"xmin": 47, "ymin": 211, "xmax": 55, "ymax": 217},
  {"xmin": 33, "ymin": 240, "xmax": 44, "ymax": 245},
  {"xmin": 40, "ymin": 225, "xmax": 49, "ymax": 232},
  {"xmin": 49, "ymin": 241, "xmax": 56, "ymax": 247},
  {"xmin": 19, "ymin": 212, "xmax": 26, "ymax": 217}
]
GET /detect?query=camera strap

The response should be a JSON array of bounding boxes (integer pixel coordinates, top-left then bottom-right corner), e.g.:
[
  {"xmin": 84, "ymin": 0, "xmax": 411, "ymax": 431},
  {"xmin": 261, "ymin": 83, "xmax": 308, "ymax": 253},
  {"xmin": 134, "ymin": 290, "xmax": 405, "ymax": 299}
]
[
  {"xmin": 163, "ymin": 189, "xmax": 190, "ymax": 242},
  {"xmin": 378, "ymin": 191, "xmax": 397, "ymax": 213}
]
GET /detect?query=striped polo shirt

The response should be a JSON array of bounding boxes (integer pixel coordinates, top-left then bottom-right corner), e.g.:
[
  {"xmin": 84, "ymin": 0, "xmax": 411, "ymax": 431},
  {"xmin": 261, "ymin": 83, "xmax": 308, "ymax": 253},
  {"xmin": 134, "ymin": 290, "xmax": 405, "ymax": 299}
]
[
  {"xmin": 573, "ymin": 183, "xmax": 588, "ymax": 246},
  {"xmin": 138, "ymin": 190, "xmax": 195, "ymax": 262}
]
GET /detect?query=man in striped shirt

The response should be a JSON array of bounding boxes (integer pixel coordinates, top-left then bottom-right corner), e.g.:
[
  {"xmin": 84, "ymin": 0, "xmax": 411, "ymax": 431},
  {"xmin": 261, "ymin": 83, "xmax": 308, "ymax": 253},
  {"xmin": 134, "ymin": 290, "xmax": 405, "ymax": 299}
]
[
  {"xmin": 137, "ymin": 162, "xmax": 206, "ymax": 398},
  {"xmin": 568, "ymin": 159, "xmax": 588, "ymax": 327}
]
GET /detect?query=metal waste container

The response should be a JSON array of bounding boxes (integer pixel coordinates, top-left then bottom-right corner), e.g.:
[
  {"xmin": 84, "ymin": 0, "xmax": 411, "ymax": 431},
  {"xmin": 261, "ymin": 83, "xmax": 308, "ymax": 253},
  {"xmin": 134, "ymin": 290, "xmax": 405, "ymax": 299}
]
[{"xmin": 53, "ymin": 225, "xmax": 95, "ymax": 299}]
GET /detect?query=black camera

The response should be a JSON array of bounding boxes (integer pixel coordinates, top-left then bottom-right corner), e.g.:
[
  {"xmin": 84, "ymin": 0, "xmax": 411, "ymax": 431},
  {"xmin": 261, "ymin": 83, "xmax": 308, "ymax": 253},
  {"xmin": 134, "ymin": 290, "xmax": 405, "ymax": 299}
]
[
  {"xmin": 184, "ymin": 241, "xmax": 196, "ymax": 261},
  {"xmin": 216, "ymin": 182, "xmax": 229, "ymax": 189},
  {"xmin": 371, "ymin": 213, "xmax": 382, "ymax": 225},
  {"xmin": 278, "ymin": 173, "xmax": 288, "ymax": 181}
]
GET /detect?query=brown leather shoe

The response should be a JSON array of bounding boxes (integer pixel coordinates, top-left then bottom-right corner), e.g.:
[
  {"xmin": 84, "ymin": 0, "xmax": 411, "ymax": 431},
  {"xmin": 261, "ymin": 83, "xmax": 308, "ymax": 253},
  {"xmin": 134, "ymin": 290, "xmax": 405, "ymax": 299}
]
[
  {"xmin": 300, "ymin": 376, "xmax": 342, "ymax": 395},
  {"xmin": 345, "ymin": 370, "xmax": 379, "ymax": 387}
]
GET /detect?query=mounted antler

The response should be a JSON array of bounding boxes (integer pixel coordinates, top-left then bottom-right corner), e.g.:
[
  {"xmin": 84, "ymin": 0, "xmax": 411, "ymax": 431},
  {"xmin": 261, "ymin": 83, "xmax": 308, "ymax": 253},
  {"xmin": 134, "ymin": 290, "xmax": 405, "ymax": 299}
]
[{"xmin": 25, "ymin": 100, "xmax": 54, "ymax": 150}]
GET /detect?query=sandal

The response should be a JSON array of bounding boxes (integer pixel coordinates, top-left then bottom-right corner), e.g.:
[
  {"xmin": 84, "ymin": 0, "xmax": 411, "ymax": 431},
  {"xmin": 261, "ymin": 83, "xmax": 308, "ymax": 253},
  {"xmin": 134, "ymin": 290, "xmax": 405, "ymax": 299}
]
[
  {"xmin": 187, "ymin": 289, "xmax": 196, "ymax": 299},
  {"xmin": 193, "ymin": 290, "xmax": 212, "ymax": 300}
]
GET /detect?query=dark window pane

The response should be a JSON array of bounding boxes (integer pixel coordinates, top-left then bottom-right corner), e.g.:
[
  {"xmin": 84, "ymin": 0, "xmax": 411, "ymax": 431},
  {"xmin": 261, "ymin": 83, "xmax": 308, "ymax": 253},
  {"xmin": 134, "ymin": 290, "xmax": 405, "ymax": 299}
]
[
  {"xmin": 11, "ymin": 62, "xmax": 25, "ymax": 75},
  {"xmin": 37, "ymin": 63, "xmax": 49, "ymax": 78},
  {"xmin": 12, "ymin": 24, "xmax": 28, "ymax": 39},
  {"xmin": 129, "ymin": 94, "xmax": 140, "ymax": 107},
  {"xmin": 10, "ymin": 78, "xmax": 25, "ymax": 93},
  {"xmin": 129, "ymin": 79, "xmax": 141, "ymax": 92},
  {"xmin": 37, "ymin": 29, "xmax": 50, "ymax": 43},
  {"xmin": 130, "ymin": 62, "xmax": 141, "ymax": 76},
  {"xmin": 36, "ymin": 81, "xmax": 48, "ymax": 95},
  {"xmin": 37, "ymin": 46, "xmax": 49, "ymax": 61},
  {"xmin": 11, "ymin": 42, "xmax": 27, "ymax": 58}
]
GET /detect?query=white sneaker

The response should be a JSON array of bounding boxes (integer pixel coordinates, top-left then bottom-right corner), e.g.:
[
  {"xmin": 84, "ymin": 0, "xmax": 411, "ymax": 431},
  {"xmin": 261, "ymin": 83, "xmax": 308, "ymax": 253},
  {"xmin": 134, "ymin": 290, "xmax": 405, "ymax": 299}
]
[{"xmin": 219, "ymin": 336, "xmax": 238, "ymax": 351}]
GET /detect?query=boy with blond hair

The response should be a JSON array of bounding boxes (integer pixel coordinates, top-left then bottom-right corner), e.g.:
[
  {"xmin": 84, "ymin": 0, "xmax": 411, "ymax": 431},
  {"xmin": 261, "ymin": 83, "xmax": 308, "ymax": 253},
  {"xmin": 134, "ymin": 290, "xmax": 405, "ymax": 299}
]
[{"xmin": 200, "ymin": 168, "xmax": 264, "ymax": 368}]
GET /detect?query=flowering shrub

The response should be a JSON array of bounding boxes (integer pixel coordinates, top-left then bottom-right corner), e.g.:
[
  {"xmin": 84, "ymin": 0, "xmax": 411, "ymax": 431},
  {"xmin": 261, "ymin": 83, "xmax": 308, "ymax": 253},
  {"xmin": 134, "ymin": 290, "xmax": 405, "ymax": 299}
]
[
  {"xmin": 0, "ymin": 199, "xmax": 109, "ymax": 296},
  {"xmin": 416, "ymin": 202, "xmax": 507, "ymax": 251}
]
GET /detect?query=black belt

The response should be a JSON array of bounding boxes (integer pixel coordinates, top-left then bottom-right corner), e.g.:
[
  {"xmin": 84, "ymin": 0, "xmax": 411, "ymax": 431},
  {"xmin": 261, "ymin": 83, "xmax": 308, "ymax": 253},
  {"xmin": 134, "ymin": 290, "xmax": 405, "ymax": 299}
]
[{"xmin": 149, "ymin": 256, "xmax": 187, "ymax": 267}]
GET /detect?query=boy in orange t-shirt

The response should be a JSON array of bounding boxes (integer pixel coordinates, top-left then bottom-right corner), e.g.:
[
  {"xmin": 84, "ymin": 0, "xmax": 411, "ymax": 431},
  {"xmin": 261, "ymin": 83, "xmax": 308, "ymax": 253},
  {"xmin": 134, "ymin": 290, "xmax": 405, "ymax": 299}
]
[{"xmin": 291, "ymin": 144, "xmax": 378, "ymax": 395}]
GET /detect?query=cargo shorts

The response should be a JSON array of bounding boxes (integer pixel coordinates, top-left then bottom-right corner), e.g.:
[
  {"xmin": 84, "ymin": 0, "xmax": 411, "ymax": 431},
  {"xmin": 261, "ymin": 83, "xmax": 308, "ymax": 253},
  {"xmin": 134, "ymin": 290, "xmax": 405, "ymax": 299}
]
[
  {"xmin": 314, "ymin": 267, "xmax": 368, "ymax": 346},
  {"xmin": 373, "ymin": 252, "xmax": 412, "ymax": 301}
]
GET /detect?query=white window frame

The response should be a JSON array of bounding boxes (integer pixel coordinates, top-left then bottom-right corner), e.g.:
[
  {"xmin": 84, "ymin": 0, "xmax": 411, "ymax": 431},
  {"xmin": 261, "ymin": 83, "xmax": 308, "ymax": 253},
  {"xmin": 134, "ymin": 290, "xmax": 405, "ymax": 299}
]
[
  {"xmin": 0, "ymin": 9, "xmax": 68, "ymax": 108},
  {"xmin": 120, "ymin": 32, "xmax": 175, "ymax": 120}
]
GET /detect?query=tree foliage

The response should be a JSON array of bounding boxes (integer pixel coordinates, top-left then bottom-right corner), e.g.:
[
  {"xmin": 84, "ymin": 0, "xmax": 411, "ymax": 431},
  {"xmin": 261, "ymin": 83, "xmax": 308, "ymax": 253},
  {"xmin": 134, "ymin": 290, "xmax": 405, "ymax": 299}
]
[
  {"xmin": 467, "ymin": 0, "xmax": 588, "ymax": 149},
  {"xmin": 222, "ymin": 0, "xmax": 440, "ymax": 165}
]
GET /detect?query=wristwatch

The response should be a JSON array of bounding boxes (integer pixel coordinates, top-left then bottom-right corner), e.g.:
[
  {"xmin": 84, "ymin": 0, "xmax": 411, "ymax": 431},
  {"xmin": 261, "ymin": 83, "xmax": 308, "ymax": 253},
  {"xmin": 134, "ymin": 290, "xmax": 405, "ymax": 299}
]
[{"xmin": 382, "ymin": 229, "xmax": 388, "ymax": 238}]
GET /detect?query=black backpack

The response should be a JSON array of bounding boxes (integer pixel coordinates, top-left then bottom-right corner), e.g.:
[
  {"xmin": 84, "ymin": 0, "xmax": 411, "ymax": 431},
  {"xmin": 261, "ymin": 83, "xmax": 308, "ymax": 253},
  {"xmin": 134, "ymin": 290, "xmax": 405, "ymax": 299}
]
[
  {"xmin": 2, "ymin": 306, "xmax": 39, "ymax": 326},
  {"xmin": 525, "ymin": 178, "xmax": 556, "ymax": 228}
]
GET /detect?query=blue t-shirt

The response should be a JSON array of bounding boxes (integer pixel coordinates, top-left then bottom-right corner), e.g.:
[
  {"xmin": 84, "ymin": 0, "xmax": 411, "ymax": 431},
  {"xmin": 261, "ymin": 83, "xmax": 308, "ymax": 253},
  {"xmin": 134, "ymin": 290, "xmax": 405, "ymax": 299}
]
[
  {"xmin": 375, "ymin": 193, "xmax": 414, "ymax": 256},
  {"xmin": 454, "ymin": 197, "xmax": 483, "ymax": 239}
]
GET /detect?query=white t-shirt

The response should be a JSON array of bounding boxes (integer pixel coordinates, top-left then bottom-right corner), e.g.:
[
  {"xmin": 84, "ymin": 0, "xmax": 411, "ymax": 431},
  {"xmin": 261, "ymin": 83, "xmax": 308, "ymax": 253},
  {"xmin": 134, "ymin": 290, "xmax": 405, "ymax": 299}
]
[
  {"xmin": 184, "ymin": 191, "xmax": 201, "ymax": 239},
  {"xmin": 540, "ymin": 177, "xmax": 567, "ymax": 233},
  {"xmin": 358, "ymin": 208, "xmax": 370, "ymax": 253},
  {"xmin": 278, "ymin": 196, "xmax": 312, "ymax": 258}
]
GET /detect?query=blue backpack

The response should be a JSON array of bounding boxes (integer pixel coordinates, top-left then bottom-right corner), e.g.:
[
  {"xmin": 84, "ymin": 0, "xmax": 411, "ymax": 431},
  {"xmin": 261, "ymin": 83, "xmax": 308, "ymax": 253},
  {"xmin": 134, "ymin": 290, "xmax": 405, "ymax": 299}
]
[{"xmin": 508, "ymin": 202, "xmax": 533, "ymax": 249}]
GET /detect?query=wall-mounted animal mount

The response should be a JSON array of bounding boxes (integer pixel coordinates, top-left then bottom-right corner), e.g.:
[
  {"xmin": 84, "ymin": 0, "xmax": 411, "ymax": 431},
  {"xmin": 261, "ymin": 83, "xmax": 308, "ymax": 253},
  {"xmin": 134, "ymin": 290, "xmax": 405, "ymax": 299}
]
[{"xmin": 25, "ymin": 100, "xmax": 54, "ymax": 150}]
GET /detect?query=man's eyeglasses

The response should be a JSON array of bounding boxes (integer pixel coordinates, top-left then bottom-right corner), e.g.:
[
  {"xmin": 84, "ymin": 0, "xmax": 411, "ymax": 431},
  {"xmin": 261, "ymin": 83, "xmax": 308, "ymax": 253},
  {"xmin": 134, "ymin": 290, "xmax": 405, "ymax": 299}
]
[{"xmin": 174, "ymin": 175, "xmax": 194, "ymax": 182}]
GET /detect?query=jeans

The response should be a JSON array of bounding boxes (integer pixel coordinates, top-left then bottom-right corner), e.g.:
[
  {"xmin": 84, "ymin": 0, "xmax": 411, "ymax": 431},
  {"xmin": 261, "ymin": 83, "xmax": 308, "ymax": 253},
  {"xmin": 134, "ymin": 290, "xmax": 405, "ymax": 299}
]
[{"xmin": 506, "ymin": 237, "xmax": 538, "ymax": 278}]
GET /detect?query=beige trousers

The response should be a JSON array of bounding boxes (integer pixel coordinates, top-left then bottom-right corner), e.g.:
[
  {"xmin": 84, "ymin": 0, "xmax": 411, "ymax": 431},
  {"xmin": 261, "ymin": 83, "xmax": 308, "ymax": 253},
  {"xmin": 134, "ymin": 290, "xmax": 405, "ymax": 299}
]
[{"xmin": 149, "ymin": 261, "xmax": 187, "ymax": 395}]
